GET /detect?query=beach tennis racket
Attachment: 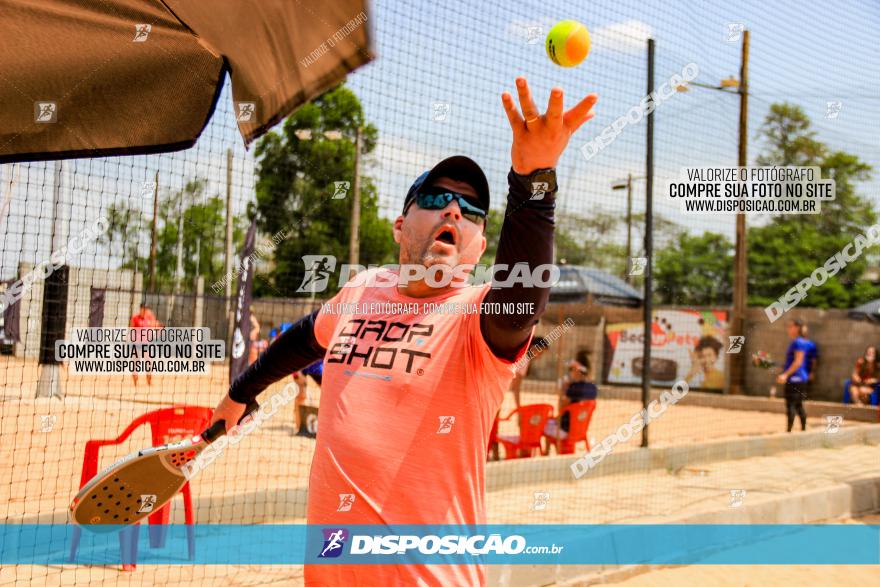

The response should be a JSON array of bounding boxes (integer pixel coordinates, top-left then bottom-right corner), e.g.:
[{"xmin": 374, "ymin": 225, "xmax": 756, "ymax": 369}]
[{"xmin": 69, "ymin": 401, "xmax": 258, "ymax": 532}]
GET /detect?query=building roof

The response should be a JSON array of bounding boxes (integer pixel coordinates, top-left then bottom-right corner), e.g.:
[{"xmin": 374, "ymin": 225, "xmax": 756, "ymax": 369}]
[
  {"xmin": 551, "ymin": 265, "xmax": 643, "ymax": 306},
  {"xmin": 848, "ymin": 299, "xmax": 880, "ymax": 322}
]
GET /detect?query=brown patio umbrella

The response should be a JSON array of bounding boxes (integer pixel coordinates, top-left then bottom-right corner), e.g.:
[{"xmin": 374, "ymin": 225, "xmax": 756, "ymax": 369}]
[{"xmin": 0, "ymin": 0, "xmax": 374, "ymax": 163}]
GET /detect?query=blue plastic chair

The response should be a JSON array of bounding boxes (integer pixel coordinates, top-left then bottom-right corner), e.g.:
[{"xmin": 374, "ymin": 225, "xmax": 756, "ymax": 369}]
[{"xmin": 842, "ymin": 379, "xmax": 880, "ymax": 406}]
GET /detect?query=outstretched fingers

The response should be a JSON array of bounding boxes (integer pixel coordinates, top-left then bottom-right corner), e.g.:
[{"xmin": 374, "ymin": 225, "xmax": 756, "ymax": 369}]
[
  {"xmin": 501, "ymin": 92, "xmax": 523, "ymax": 130},
  {"xmin": 545, "ymin": 87, "xmax": 564, "ymax": 130},
  {"xmin": 515, "ymin": 77, "xmax": 540, "ymax": 122},
  {"xmin": 563, "ymin": 94, "xmax": 599, "ymax": 134}
]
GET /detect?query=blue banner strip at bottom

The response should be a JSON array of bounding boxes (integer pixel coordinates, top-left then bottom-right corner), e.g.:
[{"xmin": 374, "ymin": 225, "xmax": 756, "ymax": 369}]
[{"xmin": 1, "ymin": 524, "xmax": 878, "ymax": 565}]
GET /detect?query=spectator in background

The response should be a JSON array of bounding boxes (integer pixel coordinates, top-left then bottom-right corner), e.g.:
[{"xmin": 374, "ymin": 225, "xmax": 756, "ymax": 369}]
[
  {"xmin": 685, "ymin": 335, "xmax": 724, "ymax": 389},
  {"xmin": 850, "ymin": 345, "xmax": 878, "ymax": 405},
  {"xmin": 776, "ymin": 318, "xmax": 809, "ymax": 432},
  {"xmin": 292, "ymin": 360, "xmax": 323, "ymax": 436},
  {"xmin": 543, "ymin": 350, "xmax": 598, "ymax": 439},
  {"xmin": 129, "ymin": 303, "xmax": 161, "ymax": 387},
  {"xmin": 800, "ymin": 323, "xmax": 818, "ymax": 386},
  {"xmin": 248, "ymin": 313, "xmax": 265, "ymax": 365}
]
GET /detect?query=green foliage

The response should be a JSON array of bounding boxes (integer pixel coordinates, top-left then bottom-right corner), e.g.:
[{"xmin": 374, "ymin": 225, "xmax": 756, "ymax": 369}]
[
  {"xmin": 153, "ymin": 179, "xmax": 242, "ymax": 292},
  {"xmin": 556, "ymin": 210, "xmax": 627, "ymax": 274},
  {"xmin": 755, "ymin": 103, "xmax": 826, "ymax": 167},
  {"xmin": 652, "ymin": 102, "xmax": 877, "ymax": 309},
  {"xmin": 98, "ymin": 202, "xmax": 147, "ymax": 272},
  {"xmin": 253, "ymin": 83, "xmax": 396, "ymax": 297},
  {"xmin": 554, "ymin": 209, "xmax": 681, "ymax": 288},
  {"xmin": 99, "ymin": 179, "xmax": 244, "ymax": 294},
  {"xmin": 481, "ymin": 211, "xmax": 503, "ymax": 262},
  {"xmin": 655, "ymin": 232, "xmax": 733, "ymax": 306},
  {"xmin": 748, "ymin": 102, "xmax": 878, "ymax": 308}
]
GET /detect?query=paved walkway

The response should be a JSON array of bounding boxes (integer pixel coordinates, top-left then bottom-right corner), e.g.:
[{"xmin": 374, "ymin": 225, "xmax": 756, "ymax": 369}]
[
  {"xmin": 612, "ymin": 515, "xmax": 880, "ymax": 587},
  {"xmin": 488, "ymin": 443, "xmax": 880, "ymax": 524}
]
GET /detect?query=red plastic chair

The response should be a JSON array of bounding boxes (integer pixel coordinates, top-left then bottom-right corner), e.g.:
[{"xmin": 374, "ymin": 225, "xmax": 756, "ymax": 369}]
[
  {"xmin": 542, "ymin": 400, "xmax": 596, "ymax": 455},
  {"xmin": 496, "ymin": 404, "xmax": 554, "ymax": 459},
  {"xmin": 487, "ymin": 415, "xmax": 499, "ymax": 459},
  {"xmin": 68, "ymin": 405, "xmax": 213, "ymax": 571}
]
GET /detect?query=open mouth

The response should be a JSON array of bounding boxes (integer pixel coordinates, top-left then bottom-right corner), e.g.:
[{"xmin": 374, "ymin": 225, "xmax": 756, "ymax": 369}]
[{"xmin": 433, "ymin": 226, "xmax": 457, "ymax": 246}]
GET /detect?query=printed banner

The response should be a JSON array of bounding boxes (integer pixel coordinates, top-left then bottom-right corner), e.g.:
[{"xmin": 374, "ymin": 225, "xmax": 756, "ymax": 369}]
[
  {"xmin": 605, "ymin": 309, "xmax": 729, "ymax": 389},
  {"xmin": 229, "ymin": 219, "xmax": 257, "ymax": 382}
]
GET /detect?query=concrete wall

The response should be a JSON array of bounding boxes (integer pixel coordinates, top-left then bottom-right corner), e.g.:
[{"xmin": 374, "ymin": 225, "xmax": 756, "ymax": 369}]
[
  {"xmin": 525, "ymin": 323, "xmax": 602, "ymax": 383},
  {"xmin": 7, "ymin": 267, "xmax": 877, "ymax": 403},
  {"xmin": 14, "ymin": 262, "xmax": 141, "ymax": 359},
  {"xmin": 67, "ymin": 266, "xmax": 142, "ymax": 329},
  {"xmin": 543, "ymin": 303, "xmax": 878, "ymax": 402},
  {"xmin": 742, "ymin": 307, "xmax": 880, "ymax": 402}
]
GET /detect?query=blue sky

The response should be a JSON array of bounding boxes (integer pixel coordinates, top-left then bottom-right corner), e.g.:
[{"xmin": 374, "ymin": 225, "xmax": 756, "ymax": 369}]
[
  {"xmin": 2, "ymin": 0, "xmax": 878, "ymax": 278},
  {"xmin": 350, "ymin": 0, "xmax": 880, "ymax": 239}
]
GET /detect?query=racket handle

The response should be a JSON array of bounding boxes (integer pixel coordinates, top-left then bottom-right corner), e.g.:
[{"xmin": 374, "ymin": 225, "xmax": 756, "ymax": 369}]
[{"xmin": 202, "ymin": 400, "xmax": 260, "ymax": 443}]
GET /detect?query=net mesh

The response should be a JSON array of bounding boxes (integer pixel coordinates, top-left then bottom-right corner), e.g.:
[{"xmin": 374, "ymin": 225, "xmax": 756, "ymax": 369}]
[{"xmin": 1, "ymin": 0, "xmax": 878, "ymax": 584}]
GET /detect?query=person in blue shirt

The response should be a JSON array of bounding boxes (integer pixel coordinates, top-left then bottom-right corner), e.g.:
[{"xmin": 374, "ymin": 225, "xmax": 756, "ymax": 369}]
[
  {"xmin": 800, "ymin": 322, "xmax": 819, "ymax": 386},
  {"xmin": 544, "ymin": 351, "xmax": 598, "ymax": 439},
  {"xmin": 776, "ymin": 318, "xmax": 810, "ymax": 432}
]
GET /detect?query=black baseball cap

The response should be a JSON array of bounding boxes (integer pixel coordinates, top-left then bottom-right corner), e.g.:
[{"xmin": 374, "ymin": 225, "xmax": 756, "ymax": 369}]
[{"xmin": 402, "ymin": 156, "xmax": 490, "ymax": 214}]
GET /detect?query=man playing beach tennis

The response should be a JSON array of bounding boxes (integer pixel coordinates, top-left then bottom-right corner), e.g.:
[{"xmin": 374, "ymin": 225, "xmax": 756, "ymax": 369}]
[{"xmin": 211, "ymin": 77, "xmax": 598, "ymax": 586}]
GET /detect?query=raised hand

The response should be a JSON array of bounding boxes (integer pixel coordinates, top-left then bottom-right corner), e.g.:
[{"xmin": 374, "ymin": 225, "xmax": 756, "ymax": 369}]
[{"xmin": 501, "ymin": 77, "xmax": 598, "ymax": 174}]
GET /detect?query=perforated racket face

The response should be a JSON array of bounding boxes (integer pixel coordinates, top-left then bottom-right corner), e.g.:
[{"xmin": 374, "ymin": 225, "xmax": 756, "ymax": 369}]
[
  {"xmin": 70, "ymin": 437, "xmax": 205, "ymax": 531},
  {"xmin": 165, "ymin": 446, "xmax": 199, "ymax": 468}
]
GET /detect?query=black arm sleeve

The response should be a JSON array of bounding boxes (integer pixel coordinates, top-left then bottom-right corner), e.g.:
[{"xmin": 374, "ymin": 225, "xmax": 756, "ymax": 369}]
[
  {"xmin": 480, "ymin": 168, "xmax": 556, "ymax": 362},
  {"xmin": 228, "ymin": 310, "xmax": 326, "ymax": 404}
]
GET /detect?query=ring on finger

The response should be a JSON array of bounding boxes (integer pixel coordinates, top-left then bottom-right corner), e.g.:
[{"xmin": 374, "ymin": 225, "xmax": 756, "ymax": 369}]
[{"xmin": 525, "ymin": 116, "xmax": 539, "ymax": 124}]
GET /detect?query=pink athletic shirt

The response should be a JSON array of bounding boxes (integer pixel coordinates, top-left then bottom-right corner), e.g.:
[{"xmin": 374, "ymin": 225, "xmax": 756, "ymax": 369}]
[{"xmin": 305, "ymin": 268, "xmax": 528, "ymax": 586}]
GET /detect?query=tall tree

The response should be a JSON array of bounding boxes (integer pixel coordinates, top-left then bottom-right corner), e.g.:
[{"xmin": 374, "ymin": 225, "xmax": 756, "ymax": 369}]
[
  {"xmin": 655, "ymin": 232, "xmax": 733, "ymax": 306},
  {"xmin": 554, "ymin": 209, "xmax": 681, "ymax": 287},
  {"xmin": 253, "ymin": 83, "xmax": 396, "ymax": 297},
  {"xmin": 748, "ymin": 103, "xmax": 876, "ymax": 308},
  {"xmin": 98, "ymin": 202, "xmax": 146, "ymax": 272},
  {"xmin": 154, "ymin": 179, "xmax": 241, "ymax": 292}
]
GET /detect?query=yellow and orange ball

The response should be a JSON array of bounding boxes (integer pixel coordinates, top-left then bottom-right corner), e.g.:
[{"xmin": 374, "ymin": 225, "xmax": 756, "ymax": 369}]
[{"xmin": 546, "ymin": 20, "xmax": 591, "ymax": 67}]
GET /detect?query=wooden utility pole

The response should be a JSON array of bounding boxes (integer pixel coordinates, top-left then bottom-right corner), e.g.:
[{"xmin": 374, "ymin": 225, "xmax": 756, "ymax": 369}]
[
  {"xmin": 348, "ymin": 127, "xmax": 362, "ymax": 266},
  {"xmin": 148, "ymin": 170, "xmax": 159, "ymax": 293},
  {"xmin": 625, "ymin": 173, "xmax": 633, "ymax": 283},
  {"xmin": 730, "ymin": 30, "xmax": 750, "ymax": 395}
]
